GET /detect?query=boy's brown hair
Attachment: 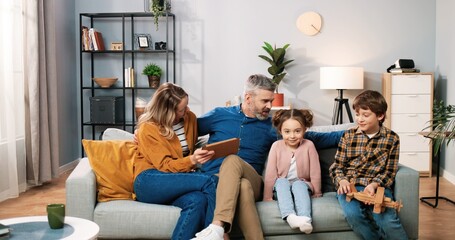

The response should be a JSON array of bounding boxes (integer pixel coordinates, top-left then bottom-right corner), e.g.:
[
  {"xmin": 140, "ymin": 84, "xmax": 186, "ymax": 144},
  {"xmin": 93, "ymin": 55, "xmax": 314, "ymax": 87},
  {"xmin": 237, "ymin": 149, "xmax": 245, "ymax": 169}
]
[
  {"xmin": 272, "ymin": 109, "xmax": 314, "ymax": 133},
  {"xmin": 352, "ymin": 90, "xmax": 388, "ymax": 125}
]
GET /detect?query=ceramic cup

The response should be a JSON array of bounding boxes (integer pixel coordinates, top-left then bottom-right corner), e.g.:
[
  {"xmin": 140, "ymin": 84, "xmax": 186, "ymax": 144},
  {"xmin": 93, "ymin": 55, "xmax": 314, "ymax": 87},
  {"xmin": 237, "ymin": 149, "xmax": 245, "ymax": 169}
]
[{"xmin": 47, "ymin": 203, "xmax": 65, "ymax": 229}]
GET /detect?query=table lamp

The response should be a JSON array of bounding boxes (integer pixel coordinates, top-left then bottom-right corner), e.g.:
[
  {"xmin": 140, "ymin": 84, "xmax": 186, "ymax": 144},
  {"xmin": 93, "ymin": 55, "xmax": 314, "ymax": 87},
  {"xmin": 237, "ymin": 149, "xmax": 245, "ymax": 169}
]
[{"xmin": 320, "ymin": 67, "xmax": 364, "ymax": 125}]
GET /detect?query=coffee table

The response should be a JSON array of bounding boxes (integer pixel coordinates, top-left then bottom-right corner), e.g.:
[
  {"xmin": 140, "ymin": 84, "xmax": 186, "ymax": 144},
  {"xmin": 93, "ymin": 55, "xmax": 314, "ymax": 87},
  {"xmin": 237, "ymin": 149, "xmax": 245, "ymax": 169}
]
[{"xmin": 0, "ymin": 216, "xmax": 99, "ymax": 239}]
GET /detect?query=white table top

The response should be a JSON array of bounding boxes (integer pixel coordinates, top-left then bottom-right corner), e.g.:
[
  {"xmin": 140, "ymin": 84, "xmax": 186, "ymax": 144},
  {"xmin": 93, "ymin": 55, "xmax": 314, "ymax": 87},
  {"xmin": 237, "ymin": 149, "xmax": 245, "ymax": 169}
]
[{"xmin": 0, "ymin": 216, "xmax": 99, "ymax": 240}]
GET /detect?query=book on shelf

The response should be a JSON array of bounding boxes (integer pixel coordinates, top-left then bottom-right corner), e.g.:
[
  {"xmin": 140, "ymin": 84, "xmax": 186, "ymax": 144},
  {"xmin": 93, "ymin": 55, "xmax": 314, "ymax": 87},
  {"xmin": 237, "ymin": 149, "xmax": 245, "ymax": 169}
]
[
  {"xmin": 389, "ymin": 68, "xmax": 420, "ymax": 73},
  {"xmin": 87, "ymin": 28, "xmax": 105, "ymax": 51},
  {"xmin": 81, "ymin": 26, "xmax": 90, "ymax": 51},
  {"xmin": 124, "ymin": 67, "xmax": 135, "ymax": 87}
]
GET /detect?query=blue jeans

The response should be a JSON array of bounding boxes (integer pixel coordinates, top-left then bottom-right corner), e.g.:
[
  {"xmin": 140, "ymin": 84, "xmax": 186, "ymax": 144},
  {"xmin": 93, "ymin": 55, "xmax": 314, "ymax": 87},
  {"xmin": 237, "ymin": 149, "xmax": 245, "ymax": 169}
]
[
  {"xmin": 337, "ymin": 186, "xmax": 408, "ymax": 240},
  {"xmin": 274, "ymin": 178, "xmax": 312, "ymax": 219},
  {"xmin": 134, "ymin": 169, "xmax": 218, "ymax": 240}
]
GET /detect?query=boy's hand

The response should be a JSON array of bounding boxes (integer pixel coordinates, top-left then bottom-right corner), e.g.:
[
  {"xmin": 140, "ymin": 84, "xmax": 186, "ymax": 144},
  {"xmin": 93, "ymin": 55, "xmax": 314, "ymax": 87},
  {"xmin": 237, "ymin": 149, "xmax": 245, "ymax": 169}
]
[
  {"xmin": 364, "ymin": 182, "xmax": 379, "ymax": 196},
  {"xmin": 337, "ymin": 179, "xmax": 351, "ymax": 195}
]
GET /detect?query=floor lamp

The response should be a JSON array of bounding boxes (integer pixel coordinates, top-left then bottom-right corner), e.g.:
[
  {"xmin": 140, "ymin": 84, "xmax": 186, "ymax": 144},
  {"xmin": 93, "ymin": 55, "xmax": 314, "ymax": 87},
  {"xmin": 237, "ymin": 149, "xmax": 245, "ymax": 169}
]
[{"xmin": 320, "ymin": 67, "xmax": 364, "ymax": 125}]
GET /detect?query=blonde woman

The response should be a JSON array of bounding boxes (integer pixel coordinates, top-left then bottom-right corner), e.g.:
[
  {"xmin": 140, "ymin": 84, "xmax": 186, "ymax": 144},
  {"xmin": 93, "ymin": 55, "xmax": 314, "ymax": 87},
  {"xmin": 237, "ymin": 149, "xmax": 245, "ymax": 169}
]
[{"xmin": 133, "ymin": 83, "xmax": 217, "ymax": 240}]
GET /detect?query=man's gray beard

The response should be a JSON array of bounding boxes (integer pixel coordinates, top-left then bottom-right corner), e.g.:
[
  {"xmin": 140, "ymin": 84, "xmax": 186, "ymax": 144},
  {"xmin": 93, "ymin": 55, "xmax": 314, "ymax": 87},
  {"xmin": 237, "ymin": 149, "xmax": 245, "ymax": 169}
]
[{"xmin": 255, "ymin": 113, "xmax": 268, "ymax": 120}]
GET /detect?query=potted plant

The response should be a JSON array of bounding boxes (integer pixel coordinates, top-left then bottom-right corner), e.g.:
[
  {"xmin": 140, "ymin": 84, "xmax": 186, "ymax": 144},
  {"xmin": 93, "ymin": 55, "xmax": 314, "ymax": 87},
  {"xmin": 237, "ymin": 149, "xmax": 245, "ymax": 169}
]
[
  {"xmin": 142, "ymin": 63, "xmax": 162, "ymax": 89},
  {"xmin": 258, "ymin": 41, "xmax": 294, "ymax": 106},
  {"xmin": 150, "ymin": 0, "xmax": 170, "ymax": 31},
  {"xmin": 423, "ymin": 100, "xmax": 455, "ymax": 155}
]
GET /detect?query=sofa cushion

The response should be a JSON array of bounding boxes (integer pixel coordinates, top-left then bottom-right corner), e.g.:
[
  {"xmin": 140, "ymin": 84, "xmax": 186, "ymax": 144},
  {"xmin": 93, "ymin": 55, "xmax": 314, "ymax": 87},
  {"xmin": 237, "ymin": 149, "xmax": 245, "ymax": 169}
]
[
  {"xmin": 94, "ymin": 200, "xmax": 180, "ymax": 239},
  {"xmin": 82, "ymin": 139, "xmax": 136, "ymax": 202}
]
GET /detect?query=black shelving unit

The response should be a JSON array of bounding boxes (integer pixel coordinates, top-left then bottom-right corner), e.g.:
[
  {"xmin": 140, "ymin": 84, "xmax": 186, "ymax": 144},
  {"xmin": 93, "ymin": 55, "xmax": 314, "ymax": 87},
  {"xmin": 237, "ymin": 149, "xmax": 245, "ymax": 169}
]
[{"xmin": 79, "ymin": 12, "xmax": 175, "ymax": 156}]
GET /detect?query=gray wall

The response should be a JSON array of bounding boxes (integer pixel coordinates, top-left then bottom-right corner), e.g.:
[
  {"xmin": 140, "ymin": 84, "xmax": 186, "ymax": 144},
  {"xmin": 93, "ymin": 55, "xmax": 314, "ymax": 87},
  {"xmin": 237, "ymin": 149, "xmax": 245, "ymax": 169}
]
[
  {"xmin": 74, "ymin": 0, "xmax": 455, "ymax": 179},
  {"xmin": 435, "ymin": 0, "xmax": 455, "ymax": 181},
  {"xmin": 48, "ymin": 0, "xmax": 78, "ymax": 172}
]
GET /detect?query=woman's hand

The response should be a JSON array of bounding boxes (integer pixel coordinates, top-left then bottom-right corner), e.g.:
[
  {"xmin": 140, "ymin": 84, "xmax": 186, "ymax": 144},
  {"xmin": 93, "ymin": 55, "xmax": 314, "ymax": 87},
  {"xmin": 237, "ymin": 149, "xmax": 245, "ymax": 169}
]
[
  {"xmin": 190, "ymin": 148, "xmax": 215, "ymax": 165},
  {"xmin": 337, "ymin": 179, "xmax": 351, "ymax": 195}
]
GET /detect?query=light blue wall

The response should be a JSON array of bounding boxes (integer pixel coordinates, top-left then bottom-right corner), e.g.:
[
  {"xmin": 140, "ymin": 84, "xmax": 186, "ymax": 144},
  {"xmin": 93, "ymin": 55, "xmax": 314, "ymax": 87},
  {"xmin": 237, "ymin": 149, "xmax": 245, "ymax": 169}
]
[{"xmin": 435, "ymin": 0, "xmax": 455, "ymax": 180}]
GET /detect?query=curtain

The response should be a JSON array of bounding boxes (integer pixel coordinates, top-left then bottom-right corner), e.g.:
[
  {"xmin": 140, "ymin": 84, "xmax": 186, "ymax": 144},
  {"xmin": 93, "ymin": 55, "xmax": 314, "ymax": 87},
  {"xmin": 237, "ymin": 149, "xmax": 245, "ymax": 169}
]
[
  {"xmin": 0, "ymin": 0, "xmax": 58, "ymax": 202},
  {"xmin": 24, "ymin": 0, "xmax": 59, "ymax": 185},
  {"xmin": 0, "ymin": 0, "xmax": 26, "ymax": 201}
]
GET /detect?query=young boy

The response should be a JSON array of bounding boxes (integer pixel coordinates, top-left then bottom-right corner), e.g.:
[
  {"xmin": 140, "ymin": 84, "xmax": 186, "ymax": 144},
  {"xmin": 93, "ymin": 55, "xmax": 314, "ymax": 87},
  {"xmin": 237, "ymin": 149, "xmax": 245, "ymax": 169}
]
[{"xmin": 329, "ymin": 90, "xmax": 408, "ymax": 240}]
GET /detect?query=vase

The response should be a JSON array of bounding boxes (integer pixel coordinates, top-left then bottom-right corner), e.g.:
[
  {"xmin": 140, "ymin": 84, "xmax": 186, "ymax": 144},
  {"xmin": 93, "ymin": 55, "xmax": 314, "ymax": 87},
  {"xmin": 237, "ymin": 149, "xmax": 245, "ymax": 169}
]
[
  {"xmin": 148, "ymin": 75, "xmax": 160, "ymax": 89},
  {"xmin": 272, "ymin": 93, "xmax": 284, "ymax": 107}
]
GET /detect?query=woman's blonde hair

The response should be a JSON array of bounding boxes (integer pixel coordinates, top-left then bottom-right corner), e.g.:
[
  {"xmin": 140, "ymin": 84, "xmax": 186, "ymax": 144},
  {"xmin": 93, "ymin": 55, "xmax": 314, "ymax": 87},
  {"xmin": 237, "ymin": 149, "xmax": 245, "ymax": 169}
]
[{"xmin": 137, "ymin": 83, "xmax": 188, "ymax": 139}]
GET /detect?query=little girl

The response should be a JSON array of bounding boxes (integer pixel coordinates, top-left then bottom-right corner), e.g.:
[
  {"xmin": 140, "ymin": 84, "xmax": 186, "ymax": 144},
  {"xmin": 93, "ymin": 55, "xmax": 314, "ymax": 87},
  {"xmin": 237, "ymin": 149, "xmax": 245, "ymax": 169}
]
[{"xmin": 263, "ymin": 109, "xmax": 322, "ymax": 234}]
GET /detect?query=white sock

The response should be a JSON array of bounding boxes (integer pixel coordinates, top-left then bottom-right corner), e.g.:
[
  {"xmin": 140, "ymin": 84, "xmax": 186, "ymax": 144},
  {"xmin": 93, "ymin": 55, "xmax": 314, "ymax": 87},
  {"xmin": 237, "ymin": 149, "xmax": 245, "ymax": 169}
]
[{"xmin": 286, "ymin": 214, "xmax": 300, "ymax": 229}]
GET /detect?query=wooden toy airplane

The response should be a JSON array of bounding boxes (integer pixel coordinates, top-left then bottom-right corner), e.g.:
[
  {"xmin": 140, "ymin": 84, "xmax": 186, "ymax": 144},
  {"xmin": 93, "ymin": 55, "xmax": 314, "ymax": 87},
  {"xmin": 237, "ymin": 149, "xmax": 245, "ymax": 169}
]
[{"xmin": 346, "ymin": 183, "xmax": 403, "ymax": 213}]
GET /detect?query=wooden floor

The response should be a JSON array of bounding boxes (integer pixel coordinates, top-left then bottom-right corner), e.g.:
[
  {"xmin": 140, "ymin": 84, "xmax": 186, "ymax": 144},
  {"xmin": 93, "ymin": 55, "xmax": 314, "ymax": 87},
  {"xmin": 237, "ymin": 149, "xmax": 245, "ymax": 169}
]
[{"xmin": 1, "ymin": 171, "xmax": 455, "ymax": 239}]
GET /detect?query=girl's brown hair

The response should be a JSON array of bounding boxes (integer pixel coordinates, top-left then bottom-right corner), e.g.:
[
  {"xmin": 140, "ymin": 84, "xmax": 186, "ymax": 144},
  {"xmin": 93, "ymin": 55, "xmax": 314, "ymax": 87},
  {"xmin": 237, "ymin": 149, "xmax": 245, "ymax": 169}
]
[{"xmin": 272, "ymin": 109, "xmax": 314, "ymax": 133}]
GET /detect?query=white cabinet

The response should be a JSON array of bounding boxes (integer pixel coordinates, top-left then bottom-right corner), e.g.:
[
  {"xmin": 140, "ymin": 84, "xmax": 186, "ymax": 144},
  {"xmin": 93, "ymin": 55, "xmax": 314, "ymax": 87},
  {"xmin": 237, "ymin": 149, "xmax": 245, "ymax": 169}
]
[{"xmin": 382, "ymin": 73, "xmax": 434, "ymax": 176}]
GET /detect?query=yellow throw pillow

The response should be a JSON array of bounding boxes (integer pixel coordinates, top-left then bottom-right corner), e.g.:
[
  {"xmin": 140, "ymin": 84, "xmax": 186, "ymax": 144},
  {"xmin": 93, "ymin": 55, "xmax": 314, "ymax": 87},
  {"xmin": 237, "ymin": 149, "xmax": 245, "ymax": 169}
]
[{"xmin": 82, "ymin": 139, "xmax": 137, "ymax": 202}]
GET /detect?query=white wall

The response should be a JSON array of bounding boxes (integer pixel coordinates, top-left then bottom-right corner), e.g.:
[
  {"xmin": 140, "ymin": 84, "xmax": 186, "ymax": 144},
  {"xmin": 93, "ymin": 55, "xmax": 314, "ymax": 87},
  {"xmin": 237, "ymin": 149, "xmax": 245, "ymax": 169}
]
[
  {"xmin": 75, "ymin": 0, "xmax": 446, "ymax": 174},
  {"xmin": 75, "ymin": 0, "xmax": 436, "ymax": 126},
  {"xmin": 435, "ymin": 0, "xmax": 455, "ymax": 180}
]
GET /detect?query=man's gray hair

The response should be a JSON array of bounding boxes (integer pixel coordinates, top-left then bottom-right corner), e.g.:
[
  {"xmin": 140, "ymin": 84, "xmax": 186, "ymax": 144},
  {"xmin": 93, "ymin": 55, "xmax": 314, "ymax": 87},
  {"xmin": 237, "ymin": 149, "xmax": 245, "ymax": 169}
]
[{"xmin": 243, "ymin": 74, "xmax": 276, "ymax": 95}]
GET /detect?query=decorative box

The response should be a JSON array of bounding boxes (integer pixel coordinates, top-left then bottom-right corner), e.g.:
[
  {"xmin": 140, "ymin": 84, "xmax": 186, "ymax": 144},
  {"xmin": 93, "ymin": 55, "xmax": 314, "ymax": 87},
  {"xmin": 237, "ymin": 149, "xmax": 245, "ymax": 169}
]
[{"xmin": 90, "ymin": 96, "xmax": 125, "ymax": 124}]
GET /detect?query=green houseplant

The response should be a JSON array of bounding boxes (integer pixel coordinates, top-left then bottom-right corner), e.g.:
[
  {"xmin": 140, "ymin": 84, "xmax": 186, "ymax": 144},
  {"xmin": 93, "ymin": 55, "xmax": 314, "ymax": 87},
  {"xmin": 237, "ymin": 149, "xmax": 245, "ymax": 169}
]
[
  {"xmin": 423, "ymin": 100, "xmax": 455, "ymax": 155},
  {"xmin": 142, "ymin": 63, "xmax": 162, "ymax": 89},
  {"xmin": 150, "ymin": 0, "xmax": 170, "ymax": 31},
  {"xmin": 258, "ymin": 42, "xmax": 294, "ymax": 106}
]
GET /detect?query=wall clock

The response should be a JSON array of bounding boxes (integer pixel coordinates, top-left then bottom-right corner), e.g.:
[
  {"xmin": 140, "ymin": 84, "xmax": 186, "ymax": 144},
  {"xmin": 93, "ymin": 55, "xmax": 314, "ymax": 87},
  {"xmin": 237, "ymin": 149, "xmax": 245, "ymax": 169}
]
[{"xmin": 296, "ymin": 11, "xmax": 322, "ymax": 36}]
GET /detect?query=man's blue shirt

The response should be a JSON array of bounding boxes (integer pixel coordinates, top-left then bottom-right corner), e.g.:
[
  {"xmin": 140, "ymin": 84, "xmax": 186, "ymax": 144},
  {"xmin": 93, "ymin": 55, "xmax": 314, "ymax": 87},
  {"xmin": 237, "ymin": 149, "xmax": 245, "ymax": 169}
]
[
  {"xmin": 197, "ymin": 105, "xmax": 278, "ymax": 175},
  {"xmin": 197, "ymin": 105, "xmax": 345, "ymax": 175}
]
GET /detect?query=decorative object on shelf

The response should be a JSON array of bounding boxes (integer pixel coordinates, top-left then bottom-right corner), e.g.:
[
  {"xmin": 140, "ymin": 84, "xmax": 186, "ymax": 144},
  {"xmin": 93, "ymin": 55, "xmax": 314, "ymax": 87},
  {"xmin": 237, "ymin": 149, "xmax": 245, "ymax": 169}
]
[
  {"xmin": 155, "ymin": 41, "xmax": 167, "ymax": 50},
  {"xmin": 422, "ymin": 100, "xmax": 455, "ymax": 155},
  {"xmin": 92, "ymin": 77, "xmax": 118, "ymax": 88},
  {"xmin": 320, "ymin": 67, "xmax": 364, "ymax": 125},
  {"xmin": 346, "ymin": 183, "xmax": 403, "ymax": 214},
  {"xmin": 134, "ymin": 34, "xmax": 152, "ymax": 50},
  {"xmin": 258, "ymin": 42, "xmax": 294, "ymax": 107},
  {"xmin": 142, "ymin": 63, "xmax": 162, "ymax": 88},
  {"xmin": 110, "ymin": 42, "xmax": 123, "ymax": 51},
  {"xmin": 296, "ymin": 11, "xmax": 322, "ymax": 36},
  {"xmin": 150, "ymin": 0, "xmax": 171, "ymax": 31}
]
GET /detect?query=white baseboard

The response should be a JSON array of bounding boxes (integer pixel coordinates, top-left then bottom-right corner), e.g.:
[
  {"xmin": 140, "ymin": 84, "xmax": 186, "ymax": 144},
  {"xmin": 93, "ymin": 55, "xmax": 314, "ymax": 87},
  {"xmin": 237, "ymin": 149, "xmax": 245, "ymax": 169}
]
[
  {"xmin": 59, "ymin": 158, "xmax": 81, "ymax": 175},
  {"xmin": 442, "ymin": 168, "xmax": 455, "ymax": 185}
]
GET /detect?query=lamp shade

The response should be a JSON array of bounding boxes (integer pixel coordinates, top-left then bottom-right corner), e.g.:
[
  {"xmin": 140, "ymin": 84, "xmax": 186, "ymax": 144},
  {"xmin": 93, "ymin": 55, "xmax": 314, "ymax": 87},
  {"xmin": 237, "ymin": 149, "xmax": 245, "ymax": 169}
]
[{"xmin": 320, "ymin": 67, "xmax": 364, "ymax": 90}]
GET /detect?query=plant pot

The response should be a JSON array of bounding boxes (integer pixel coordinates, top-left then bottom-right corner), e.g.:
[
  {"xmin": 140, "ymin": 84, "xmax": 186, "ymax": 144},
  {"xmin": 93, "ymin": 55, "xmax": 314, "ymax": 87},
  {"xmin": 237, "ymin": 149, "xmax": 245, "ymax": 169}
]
[
  {"xmin": 148, "ymin": 75, "xmax": 160, "ymax": 89},
  {"xmin": 272, "ymin": 93, "xmax": 284, "ymax": 107}
]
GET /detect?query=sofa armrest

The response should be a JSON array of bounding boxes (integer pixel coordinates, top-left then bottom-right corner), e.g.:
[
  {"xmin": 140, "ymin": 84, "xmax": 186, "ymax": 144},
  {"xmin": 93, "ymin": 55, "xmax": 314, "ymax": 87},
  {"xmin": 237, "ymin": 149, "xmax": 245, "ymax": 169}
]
[
  {"xmin": 66, "ymin": 158, "xmax": 97, "ymax": 221},
  {"xmin": 394, "ymin": 164, "xmax": 419, "ymax": 240}
]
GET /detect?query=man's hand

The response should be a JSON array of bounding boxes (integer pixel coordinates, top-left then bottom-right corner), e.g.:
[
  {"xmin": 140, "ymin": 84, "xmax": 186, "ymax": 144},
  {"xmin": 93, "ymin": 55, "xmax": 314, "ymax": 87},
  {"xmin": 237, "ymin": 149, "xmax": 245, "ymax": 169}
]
[
  {"xmin": 190, "ymin": 148, "xmax": 215, "ymax": 165},
  {"xmin": 337, "ymin": 179, "xmax": 351, "ymax": 195}
]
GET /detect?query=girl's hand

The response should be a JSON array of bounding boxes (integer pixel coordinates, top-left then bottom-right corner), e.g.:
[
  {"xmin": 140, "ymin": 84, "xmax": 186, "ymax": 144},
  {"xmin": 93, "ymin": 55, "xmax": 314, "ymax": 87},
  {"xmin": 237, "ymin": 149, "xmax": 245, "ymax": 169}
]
[
  {"xmin": 337, "ymin": 179, "xmax": 351, "ymax": 195},
  {"xmin": 190, "ymin": 148, "xmax": 215, "ymax": 164}
]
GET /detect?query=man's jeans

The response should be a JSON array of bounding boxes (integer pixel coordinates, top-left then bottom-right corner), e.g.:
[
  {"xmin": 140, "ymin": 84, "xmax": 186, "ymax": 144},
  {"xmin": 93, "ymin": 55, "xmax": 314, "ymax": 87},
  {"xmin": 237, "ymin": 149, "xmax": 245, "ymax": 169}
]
[
  {"xmin": 274, "ymin": 178, "xmax": 312, "ymax": 219},
  {"xmin": 337, "ymin": 185, "xmax": 408, "ymax": 240},
  {"xmin": 134, "ymin": 169, "xmax": 218, "ymax": 240}
]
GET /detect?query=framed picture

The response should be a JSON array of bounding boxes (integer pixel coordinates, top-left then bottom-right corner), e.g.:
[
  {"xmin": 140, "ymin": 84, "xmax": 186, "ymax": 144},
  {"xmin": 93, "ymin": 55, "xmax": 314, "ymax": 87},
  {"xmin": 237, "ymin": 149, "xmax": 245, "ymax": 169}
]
[{"xmin": 134, "ymin": 34, "xmax": 152, "ymax": 50}]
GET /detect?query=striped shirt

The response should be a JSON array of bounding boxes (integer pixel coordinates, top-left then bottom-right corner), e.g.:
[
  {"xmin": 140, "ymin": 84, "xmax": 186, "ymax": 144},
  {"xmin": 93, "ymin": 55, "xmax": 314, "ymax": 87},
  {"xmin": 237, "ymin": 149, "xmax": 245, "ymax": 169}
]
[
  {"xmin": 329, "ymin": 126, "xmax": 400, "ymax": 189},
  {"xmin": 173, "ymin": 121, "xmax": 189, "ymax": 156}
]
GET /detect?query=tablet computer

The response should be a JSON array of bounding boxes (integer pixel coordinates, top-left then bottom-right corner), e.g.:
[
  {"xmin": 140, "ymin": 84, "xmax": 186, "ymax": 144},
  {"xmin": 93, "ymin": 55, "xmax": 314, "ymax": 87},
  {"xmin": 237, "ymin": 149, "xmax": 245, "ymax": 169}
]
[{"xmin": 202, "ymin": 138, "xmax": 240, "ymax": 160}]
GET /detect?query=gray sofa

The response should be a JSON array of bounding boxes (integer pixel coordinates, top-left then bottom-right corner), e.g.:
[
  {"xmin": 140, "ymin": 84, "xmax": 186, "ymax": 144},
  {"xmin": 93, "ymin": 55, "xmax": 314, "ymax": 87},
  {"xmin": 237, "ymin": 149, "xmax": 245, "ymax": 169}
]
[{"xmin": 66, "ymin": 127, "xmax": 419, "ymax": 239}]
